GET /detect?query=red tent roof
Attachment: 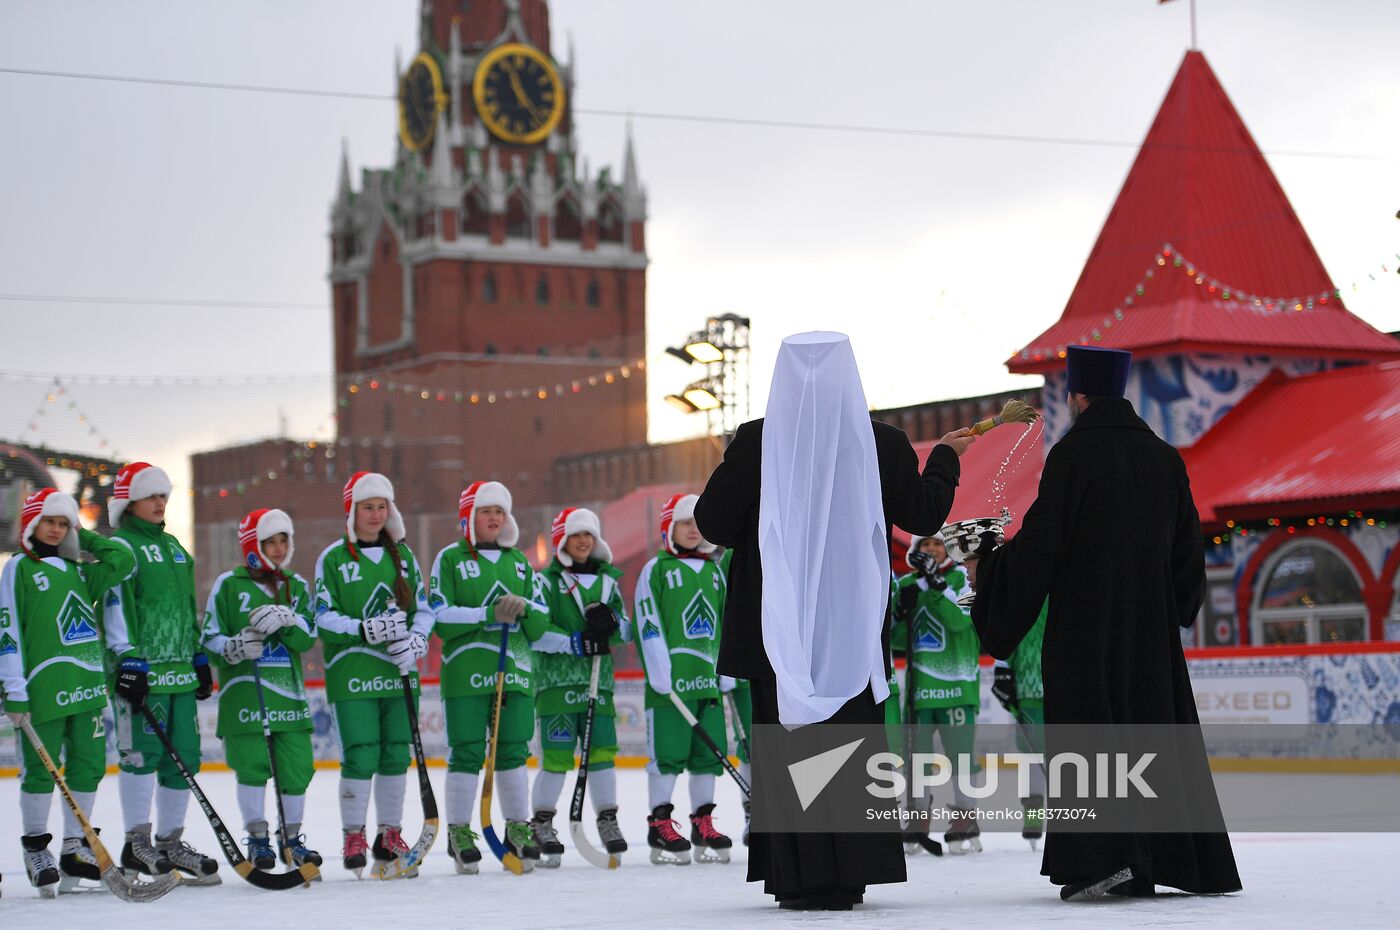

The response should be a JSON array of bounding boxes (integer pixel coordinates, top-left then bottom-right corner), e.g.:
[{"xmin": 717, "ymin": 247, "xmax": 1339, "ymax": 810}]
[
  {"xmin": 1181, "ymin": 362, "xmax": 1400, "ymax": 526},
  {"xmin": 1010, "ymin": 51, "xmax": 1398, "ymax": 374}
]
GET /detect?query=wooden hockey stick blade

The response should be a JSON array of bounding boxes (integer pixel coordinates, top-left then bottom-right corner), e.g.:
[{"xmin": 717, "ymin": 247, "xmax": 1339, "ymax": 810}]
[
  {"xmin": 18, "ymin": 717, "xmax": 183, "ymax": 902},
  {"xmin": 915, "ymin": 834, "xmax": 945, "ymax": 856},
  {"xmin": 139, "ymin": 705, "xmax": 314, "ymax": 890}
]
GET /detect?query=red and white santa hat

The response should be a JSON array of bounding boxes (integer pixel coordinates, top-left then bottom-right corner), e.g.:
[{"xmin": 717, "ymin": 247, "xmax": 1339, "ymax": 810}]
[
  {"xmin": 342, "ymin": 471, "xmax": 405, "ymax": 543},
  {"xmin": 551, "ymin": 507, "xmax": 612, "ymax": 567},
  {"xmin": 905, "ymin": 528, "xmax": 949, "ymax": 572},
  {"xmin": 458, "ymin": 480, "xmax": 519, "ymax": 548},
  {"xmin": 107, "ymin": 462, "xmax": 172, "ymax": 527},
  {"xmin": 660, "ymin": 493, "xmax": 715, "ymax": 556},
  {"xmin": 20, "ymin": 488, "xmax": 80, "ymax": 561},
  {"xmin": 238, "ymin": 508, "xmax": 295, "ymax": 572}
]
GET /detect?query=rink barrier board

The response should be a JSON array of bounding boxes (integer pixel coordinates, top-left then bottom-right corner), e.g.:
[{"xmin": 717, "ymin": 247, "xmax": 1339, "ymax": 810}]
[{"xmin": 5, "ymin": 642, "xmax": 1398, "ymax": 774}]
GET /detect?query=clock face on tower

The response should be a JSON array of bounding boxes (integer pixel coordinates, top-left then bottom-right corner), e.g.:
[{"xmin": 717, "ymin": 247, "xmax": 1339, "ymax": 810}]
[
  {"xmin": 472, "ymin": 42, "xmax": 565, "ymax": 146},
  {"xmin": 398, "ymin": 52, "xmax": 448, "ymax": 152}
]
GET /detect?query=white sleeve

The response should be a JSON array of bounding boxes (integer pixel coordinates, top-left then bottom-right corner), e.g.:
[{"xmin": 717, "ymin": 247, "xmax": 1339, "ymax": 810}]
[
  {"xmin": 404, "ymin": 549, "xmax": 435, "ymax": 637},
  {"xmin": 634, "ymin": 560, "xmax": 672, "ymax": 695},
  {"xmin": 429, "ymin": 548, "xmax": 490, "ymax": 626},
  {"xmin": 102, "ymin": 537, "xmax": 137, "ymax": 658},
  {"xmin": 200, "ymin": 576, "xmax": 230, "ymax": 657},
  {"xmin": 532, "ymin": 631, "xmax": 573, "ymax": 654},
  {"xmin": 313, "ymin": 546, "xmax": 362, "ymax": 637},
  {"xmin": 0, "ymin": 559, "xmax": 29, "ymax": 704}
]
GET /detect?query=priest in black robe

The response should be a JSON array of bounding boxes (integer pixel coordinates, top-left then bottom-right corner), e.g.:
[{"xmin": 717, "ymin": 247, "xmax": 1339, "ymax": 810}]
[
  {"xmin": 694, "ymin": 331, "xmax": 973, "ymax": 911},
  {"xmin": 972, "ymin": 344, "xmax": 1242, "ymax": 900}
]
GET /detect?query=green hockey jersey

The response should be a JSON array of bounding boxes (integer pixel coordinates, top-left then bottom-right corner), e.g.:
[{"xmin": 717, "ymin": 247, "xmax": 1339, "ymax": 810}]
[
  {"xmin": 633, "ymin": 550, "xmax": 726, "ymax": 709},
  {"xmin": 201, "ymin": 568, "xmax": 317, "ymax": 737},
  {"xmin": 428, "ymin": 541, "xmax": 548, "ymax": 699},
  {"xmin": 531, "ymin": 560, "xmax": 632, "ymax": 715},
  {"xmin": 0, "ymin": 529, "xmax": 132, "ymax": 723},
  {"xmin": 104, "ymin": 516, "xmax": 201, "ymax": 693},
  {"xmin": 314, "ymin": 538, "xmax": 433, "ymax": 704},
  {"xmin": 893, "ymin": 566, "xmax": 980, "ymax": 709},
  {"xmin": 1008, "ymin": 599, "xmax": 1048, "ymax": 702}
]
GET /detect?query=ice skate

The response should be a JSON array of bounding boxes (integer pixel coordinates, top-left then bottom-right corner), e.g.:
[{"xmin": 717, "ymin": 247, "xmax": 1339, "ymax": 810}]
[
  {"xmin": 597, "ymin": 807, "xmax": 628, "ymax": 855},
  {"xmin": 156, "ymin": 827, "xmax": 221, "ymax": 885},
  {"xmin": 277, "ymin": 825, "xmax": 323, "ymax": 874},
  {"xmin": 243, "ymin": 821, "xmax": 277, "ymax": 871},
  {"xmin": 504, "ymin": 820, "xmax": 540, "ymax": 873},
  {"xmin": 530, "ymin": 810, "xmax": 565, "ymax": 868},
  {"xmin": 370, "ymin": 826, "xmax": 419, "ymax": 880},
  {"xmin": 21, "ymin": 833, "xmax": 60, "ymax": 898},
  {"xmin": 944, "ymin": 806, "xmax": 982, "ymax": 855},
  {"xmin": 58, "ymin": 835, "xmax": 105, "ymax": 894},
  {"xmin": 689, "ymin": 803, "xmax": 732, "ymax": 864},
  {"xmin": 646, "ymin": 803, "xmax": 691, "ymax": 865},
  {"xmin": 120, "ymin": 824, "xmax": 173, "ymax": 881},
  {"xmin": 447, "ymin": 824, "xmax": 481, "ymax": 875},
  {"xmin": 342, "ymin": 828, "xmax": 368, "ymax": 878}
]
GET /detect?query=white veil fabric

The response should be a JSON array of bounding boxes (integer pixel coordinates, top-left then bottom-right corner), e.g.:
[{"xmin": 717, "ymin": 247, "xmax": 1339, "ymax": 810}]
[{"xmin": 759, "ymin": 332, "xmax": 891, "ymax": 727}]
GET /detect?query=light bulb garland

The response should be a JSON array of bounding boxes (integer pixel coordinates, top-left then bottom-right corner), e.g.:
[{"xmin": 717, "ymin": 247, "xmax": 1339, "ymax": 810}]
[
  {"xmin": 1206, "ymin": 509, "xmax": 1393, "ymax": 547},
  {"xmin": 194, "ymin": 357, "xmax": 650, "ymax": 498},
  {"xmin": 1017, "ymin": 243, "xmax": 1396, "ymax": 362},
  {"xmin": 21, "ymin": 377, "xmax": 122, "ymax": 460}
]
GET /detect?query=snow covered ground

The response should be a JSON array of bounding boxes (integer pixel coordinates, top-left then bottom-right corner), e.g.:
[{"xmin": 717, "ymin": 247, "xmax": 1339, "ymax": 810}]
[{"xmin": 1, "ymin": 767, "xmax": 1396, "ymax": 928}]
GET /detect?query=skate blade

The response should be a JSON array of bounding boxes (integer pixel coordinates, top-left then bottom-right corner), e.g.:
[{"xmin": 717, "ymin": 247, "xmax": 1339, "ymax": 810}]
[
  {"xmin": 506, "ymin": 857, "xmax": 536, "ymax": 874},
  {"xmin": 649, "ymin": 848, "xmax": 692, "ymax": 865},
  {"xmin": 58, "ymin": 873, "xmax": 108, "ymax": 894},
  {"xmin": 538, "ymin": 854, "xmax": 562, "ymax": 869},
  {"xmin": 371, "ymin": 859, "xmax": 420, "ymax": 880},
  {"xmin": 1026, "ymin": 838, "xmax": 1040, "ymax": 851},
  {"xmin": 946, "ymin": 839, "xmax": 982, "ymax": 855},
  {"xmin": 173, "ymin": 869, "xmax": 222, "ymax": 886},
  {"xmin": 452, "ymin": 860, "xmax": 480, "ymax": 875},
  {"xmin": 36, "ymin": 882, "xmax": 58, "ymax": 899},
  {"xmin": 695, "ymin": 847, "xmax": 731, "ymax": 864}
]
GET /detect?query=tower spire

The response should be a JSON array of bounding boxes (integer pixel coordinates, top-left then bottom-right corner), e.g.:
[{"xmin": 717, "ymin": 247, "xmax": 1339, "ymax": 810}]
[
  {"xmin": 336, "ymin": 137, "xmax": 353, "ymax": 205},
  {"xmin": 622, "ymin": 119, "xmax": 646, "ymax": 220}
]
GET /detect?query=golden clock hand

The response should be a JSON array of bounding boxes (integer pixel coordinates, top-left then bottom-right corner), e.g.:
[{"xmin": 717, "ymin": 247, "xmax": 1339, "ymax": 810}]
[{"xmin": 504, "ymin": 63, "xmax": 546, "ymax": 123}]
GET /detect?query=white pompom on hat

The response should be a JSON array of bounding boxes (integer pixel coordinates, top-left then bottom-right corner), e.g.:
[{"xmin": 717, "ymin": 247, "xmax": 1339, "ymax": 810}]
[
  {"xmin": 342, "ymin": 471, "xmax": 406, "ymax": 543},
  {"xmin": 107, "ymin": 462, "xmax": 172, "ymax": 527},
  {"xmin": 457, "ymin": 480, "xmax": 519, "ymax": 548},
  {"xmin": 551, "ymin": 507, "xmax": 612, "ymax": 567},
  {"xmin": 660, "ymin": 493, "xmax": 715, "ymax": 556},
  {"xmin": 20, "ymin": 488, "xmax": 80, "ymax": 560}
]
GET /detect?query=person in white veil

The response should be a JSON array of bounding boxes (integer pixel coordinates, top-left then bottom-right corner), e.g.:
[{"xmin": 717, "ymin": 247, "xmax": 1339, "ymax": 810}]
[{"xmin": 695, "ymin": 332, "xmax": 975, "ymax": 911}]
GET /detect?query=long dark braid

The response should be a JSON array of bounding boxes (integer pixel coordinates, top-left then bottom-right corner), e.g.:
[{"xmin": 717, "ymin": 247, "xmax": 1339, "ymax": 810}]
[{"xmin": 380, "ymin": 528, "xmax": 416, "ymax": 609}]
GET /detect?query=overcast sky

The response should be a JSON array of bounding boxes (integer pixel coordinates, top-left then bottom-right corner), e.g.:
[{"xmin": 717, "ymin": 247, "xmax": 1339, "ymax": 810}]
[{"xmin": 1, "ymin": 0, "xmax": 1397, "ymax": 544}]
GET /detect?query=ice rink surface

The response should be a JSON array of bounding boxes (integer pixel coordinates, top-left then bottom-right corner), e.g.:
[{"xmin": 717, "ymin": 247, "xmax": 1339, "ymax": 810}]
[{"xmin": 1, "ymin": 768, "xmax": 1396, "ymax": 929}]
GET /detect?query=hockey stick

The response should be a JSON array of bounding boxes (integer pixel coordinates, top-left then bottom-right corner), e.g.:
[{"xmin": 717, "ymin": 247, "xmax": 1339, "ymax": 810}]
[
  {"xmin": 18, "ymin": 717, "xmax": 181, "ymax": 902},
  {"xmin": 569, "ymin": 655, "xmax": 619, "ymax": 869},
  {"xmin": 667, "ymin": 692, "xmax": 750, "ymax": 798},
  {"xmin": 480, "ymin": 624, "xmax": 525, "ymax": 874},
  {"xmin": 249, "ymin": 663, "xmax": 293, "ymax": 869},
  {"xmin": 138, "ymin": 704, "xmax": 318, "ymax": 890},
  {"xmin": 373, "ymin": 672, "xmax": 439, "ymax": 879}
]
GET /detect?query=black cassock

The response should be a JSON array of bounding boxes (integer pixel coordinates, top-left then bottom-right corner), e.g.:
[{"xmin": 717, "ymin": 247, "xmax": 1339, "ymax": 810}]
[
  {"xmin": 695, "ymin": 417, "xmax": 960, "ymax": 902},
  {"xmin": 972, "ymin": 397, "xmax": 1241, "ymax": 894}
]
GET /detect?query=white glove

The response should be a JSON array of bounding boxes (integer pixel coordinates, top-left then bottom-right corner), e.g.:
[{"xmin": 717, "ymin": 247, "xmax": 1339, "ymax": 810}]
[
  {"xmin": 222, "ymin": 628, "xmax": 265, "ymax": 664},
  {"xmin": 249, "ymin": 604, "xmax": 297, "ymax": 636},
  {"xmin": 719, "ymin": 675, "xmax": 737, "ymax": 694},
  {"xmin": 362, "ymin": 610, "xmax": 410, "ymax": 644},
  {"xmin": 387, "ymin": 631, "xmax": 429, "ymax": 673},
  {"xmin": 487, "ymin": 595, "xmax": 529, "ymax": 628}
]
